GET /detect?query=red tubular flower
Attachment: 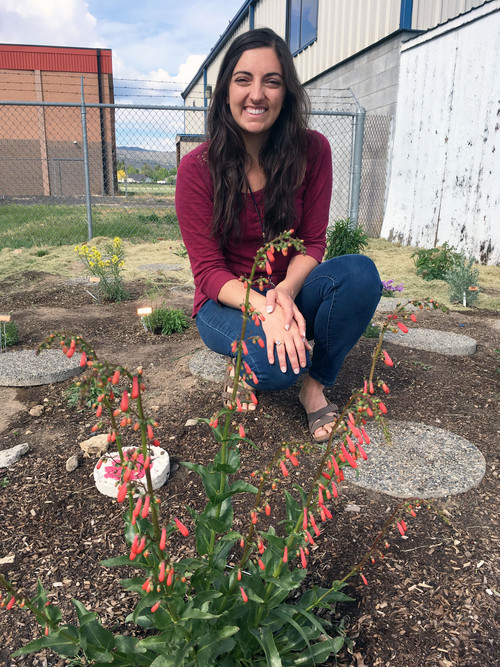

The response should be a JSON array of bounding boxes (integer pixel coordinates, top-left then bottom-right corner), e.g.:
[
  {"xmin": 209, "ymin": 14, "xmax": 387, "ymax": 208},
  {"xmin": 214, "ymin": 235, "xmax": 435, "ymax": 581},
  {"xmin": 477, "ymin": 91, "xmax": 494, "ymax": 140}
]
[
  {"xmin": 111, "ymin": 369, "xmax": 120, "ymax": 385},
  {"xmin": 361, "ymin": 573, "xmax": 368, "ymax": 585},
  {"xmin": 265, "ymin": 503, "xmax": 271, "ymax": 516},
  {"xmin": 174, "ymin": 517, "xmax": 189, "ymax": 537},
  {"xmin": 283, "ymin": 546, "xmax": 288, "ymax": 563},
  {"xmin": 318, "ymin": 487, "xmax": 324, "ymax": 505},
  {"xmin": 231, "ymin": 340, "xmax": 237, "ymax": 353},
  {"xmin": 147, "ymin": 424, "xmax": 154, "ymax": 440},
  {"xmin": 141, "ymin": 495, "xmax": 150, "ymax": 518},
  {"xmin": 266, "ymin": 249, "xmax": 275, "ymax": 263},
  {"xmin": 410, "ymin": 313, "xmax": 417, "ymax": 323},
  {"xmin": 91, "ymin": 424, "xmax": 99, "ymax": 433},
  {"xmin": 369, "ymin": 381, "xmax": 374, "ymax": 394},
  {"xmin": 357, "ymin": 443, "xmax": 368, "ymax": 460},
  {"xmin": 242, "ymin": 341, "xmax": 248, "ymax": 355},
  {"xmin": 96, "ymin": 458, "xmax": 103, "ymax": 470},
  {"xmin": 397, "ymin": 522, "xmax": 405, "ymax": 536},
  {"xmin": 79, "ymin": 352, "xmax": 87, "ymax": 367},
  {"xmin": 250, "ymin": 511, "xmax": 258, "ymax": 524},
  {"xmin": 346, "ymin": 435, "xmax": 356, "ymax": 453},
  {"xmin": 341, "ymin": 443, "xmax": 358, "ymax": 469},
  {"xmin": 363, "ymin": 379, "xmax": 368, "ymax": 393},
  {"xmin": 166, "ymin": 569, "xmax": 174, "ymax": 587},
  {"xmin": 123, "ymin": 467, "xmax": 132, "ymax": 483},
  {"xmin": 258, "ymin": 539, "xmax": 265, "ymax": 554},
  {"xmin": 144, "ymin": 455, "xmax": 151, "ymax": 470},
  {"xmin": 289, "ymin": 453, "xmax": 299, "ymax": 467},
  {"xmin": 131, "ymin": 376, "xmax": 139, "ymax": 399},
  {"xmin": 45, "ymin": 626, "xmax": 49, "ymax": 636},
  {"xmin": 131, "ymin": 534, "xmax": 140, "ymax": 553},
  {"xmin": 120, "ymin": 391, "xmax": 129, "ymax": 412},
  {"xmin": 366, "ymin": 407, "xmax": 374, "ymax": 417},
  {"xmin": 240, "ymin": 586, "xmax": 248, "ymax": 602},
  {"xmin": 159, "ymin": 528, "xmax": 167, "ymax": 551},
  {"xmin": 258, "ymin": 558, "xmax": 265, "ymax": 571},
  {"xmin": 397, "ymin": 321, "xmax": 409, "ymax": 334},
  {"xmin": 280, "ymin": 460, "xmax": 289, "ymax": 477},
  {"xmin": 331, "ymin": 481, "xmax": 338, "ymax": 498},
  {"xmin": 252, "ymin": 372, "xmax": 259, "ymax": 384},
  {"xmin": 382, "ymin": 383, "xmax": 390, "ymax": 394},
  {"xmin": 305, "ymin": 530, "xmax": 315, "ymax": 546},
  {"xmin": 265, "ymin": 260, "xmax": 272, "ymax": 275},
  {"xmin": 322, "ymin": 471, "xmax": 332, "ymax": 480},
  {"xmin": 6, "ymin": 596, "xmax": 16, "ymax": 610},
  {"xmin": 325, "ymin": 488, "xmax": 331, "ymax": 500},
  {"xmin": 243, "ymin": 361, "xmax": 252, "ymax": 375},
  {"xmin": 159, "ymin": 561, "xmax": 166, "ymax": 582},
  {"xmin": 151, "ymin": 601, "xmax": 160, "ymax": 613},
  {"xmin": 303, "ymin": 507, "xmax": 308, "ymax": 530},
  {"xmin": 240, "ymin": 538, "xmax": 245, "ymax": 548},
  {"xmin": 299, "ymin": 547, "xmax": 307, "ymax": 569},
  {"xmin": 309, "ymin": 513, "xmax": 320, "ymax": 536},
  {"xmin": 239, "ymin": 424, "xmax": 245, "ymax": 438},
  {"xmin": 319, "ymin": 506, "xmax": 326, "ymax": 522},
  {"xmin": 401, "ymin": 519, "xmax": 407, "ymax": 531},
  {"xmin": 62, "ymin": 345, "xmax": 68, "ymax": 354},
  {"xmin": 66, "ymin": 347, "xmax": 75, "ymax": 359},
  {"xmin": 361, "ymin": 427, "xmax": 370, "ymax": 444},
  {"xmin": 136, "ymin": 537, "xmax": 146, "ymax": 554},
  {"xmin": 322, "ymin": 505, "xmax": 333, "ymax": 519},
  {"xmin": 117, "ymin": 482, "xmax": 128, "ymax": 503},
  {"xmin": 257, "ymin": 337, "xmax": 265, "ymax": 348},
  {"xmin": 133, "ymin": 497, "xmax": 143, "ymax": 517},
  {"xmin": 378, "ymin": 401, "xmax": 388, "ymax": 414},
  {"xmin": 237, "ymin": 569, "xmax": 242, "ymax": 581},
  {"xmin": 331, "ymin": 456, "xmax": 340, "ymax": 476},
  {"xmin": 95, "ymin": 404, "xmax": 102, "ymax": 418},
  {"xmin": 382, "ymin": 350, "xmax": 393, "ymax": 366}
]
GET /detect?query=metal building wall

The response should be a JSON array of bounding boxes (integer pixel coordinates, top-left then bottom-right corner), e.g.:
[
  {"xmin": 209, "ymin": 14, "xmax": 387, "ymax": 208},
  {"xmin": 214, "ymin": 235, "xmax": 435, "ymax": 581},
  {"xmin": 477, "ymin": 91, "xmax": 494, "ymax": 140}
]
[
  {"xmin": 411, "ymin": 0, "xmax": 486, "ymax": 27},
  {"xmin": 381, "ymin": 1, "xmax": 500, "ymax": 264}
]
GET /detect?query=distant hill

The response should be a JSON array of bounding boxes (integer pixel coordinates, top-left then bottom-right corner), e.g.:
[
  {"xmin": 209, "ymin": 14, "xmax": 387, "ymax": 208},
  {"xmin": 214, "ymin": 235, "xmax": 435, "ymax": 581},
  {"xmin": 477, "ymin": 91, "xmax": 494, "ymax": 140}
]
[{"xmin": 117, "ymin": 146, "xmax": 177, "ymax": 170}]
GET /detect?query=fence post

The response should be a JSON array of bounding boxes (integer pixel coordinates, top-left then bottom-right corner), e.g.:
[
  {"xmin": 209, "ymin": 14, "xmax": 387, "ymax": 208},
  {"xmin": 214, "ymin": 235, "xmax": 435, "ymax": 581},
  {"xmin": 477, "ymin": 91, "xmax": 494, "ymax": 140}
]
[
  {"xmin": 80, "ymin": 77, "xmax": 93, "ymax": 241},
  {"xmin": 349, "ymin": 106, "xmax": 365, "ymax": 229}
]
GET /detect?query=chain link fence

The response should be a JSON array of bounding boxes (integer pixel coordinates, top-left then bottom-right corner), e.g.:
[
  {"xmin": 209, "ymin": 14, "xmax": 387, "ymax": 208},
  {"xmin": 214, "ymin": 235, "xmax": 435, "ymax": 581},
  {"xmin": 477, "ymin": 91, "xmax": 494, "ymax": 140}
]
[{"xmin": 0, "ymin": 99, "xmax": 388, "ymax": 249}]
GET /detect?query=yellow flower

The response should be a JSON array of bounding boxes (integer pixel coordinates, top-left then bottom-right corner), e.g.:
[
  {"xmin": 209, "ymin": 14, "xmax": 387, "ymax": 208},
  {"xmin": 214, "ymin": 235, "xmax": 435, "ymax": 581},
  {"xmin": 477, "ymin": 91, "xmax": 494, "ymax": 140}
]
[
  {"xmin": 119, "ymin": 261, "xmax": 125, "ymax": 268},
  {"xmin": 112, "ymin": 254, "xmax": 119, "ymax": 264},
  {"xmin": 89, "ymin": 261, "xmax": 95, "ymax": 268}
]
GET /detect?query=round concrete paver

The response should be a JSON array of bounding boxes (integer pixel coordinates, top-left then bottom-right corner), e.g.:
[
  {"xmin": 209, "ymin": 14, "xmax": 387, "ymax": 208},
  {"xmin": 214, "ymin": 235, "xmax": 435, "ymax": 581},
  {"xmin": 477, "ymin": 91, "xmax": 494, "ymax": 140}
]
[
  {"xmin": 189, "ymin": 348, "xmax": 228, "ymax": 383},
  {"xmin": 376, "ymin": 297, "xmax": 420, "ymax": 313},
  {"xmin": 383, "ymin": 328, "xmax": 476, "ymax": 355},
  {"xmin": 343, "ymin": 420, "xmax": 486, "ymax": 498},
  {"xmin": 0, "ymin": 349, "xmax": 84, "ymax": 387},
  {"xmin": 138, "ymin": 263, "xmax": 183, "ymax": 272}
]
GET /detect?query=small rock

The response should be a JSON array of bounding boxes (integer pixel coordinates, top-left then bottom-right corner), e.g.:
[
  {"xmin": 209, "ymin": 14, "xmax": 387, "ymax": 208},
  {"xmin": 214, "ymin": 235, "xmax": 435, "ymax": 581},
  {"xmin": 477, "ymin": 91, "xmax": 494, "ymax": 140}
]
[
  {"xmin": 185, "ymin": 419, "xmax": 199, "ymax": 427},
  {"xmin": 171, "ymin": 463, "xmax": 180, "ymax": 473},
  {"xmin": 29, "ymin": 405, "xmax": 44, "ymax": 417},
  {"xmin": 0, "ymin": 555, "xmax": 15, "ymax": 565},
  {"xmin": 65, "ymin": 454, "xmax": 80, "ymax": 472},
  {"xmin": 80, "ymin": 434, "xmax": 109, "ymax": 457},
  {"xmin": 346, "ymin": 504, "xmax": 361, "ymax": 512},
  {"xmin": 0, "ymin": 443, "xmax": 29, "ymax": 468}
]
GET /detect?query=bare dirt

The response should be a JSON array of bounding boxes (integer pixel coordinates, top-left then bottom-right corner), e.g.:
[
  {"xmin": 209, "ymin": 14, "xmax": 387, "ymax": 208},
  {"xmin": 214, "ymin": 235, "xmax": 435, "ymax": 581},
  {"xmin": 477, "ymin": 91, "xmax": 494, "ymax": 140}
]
[{"xmin": 0, "ymin": 271, "xmax": 499, "ymax": 667}]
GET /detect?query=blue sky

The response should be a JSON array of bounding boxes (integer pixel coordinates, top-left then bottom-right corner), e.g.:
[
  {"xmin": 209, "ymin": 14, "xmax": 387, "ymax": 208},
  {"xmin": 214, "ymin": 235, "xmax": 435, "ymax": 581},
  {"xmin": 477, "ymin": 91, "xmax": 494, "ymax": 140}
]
[{"xmin": 0, "ymin": 0, "xmax": 244, "ymax": 100}]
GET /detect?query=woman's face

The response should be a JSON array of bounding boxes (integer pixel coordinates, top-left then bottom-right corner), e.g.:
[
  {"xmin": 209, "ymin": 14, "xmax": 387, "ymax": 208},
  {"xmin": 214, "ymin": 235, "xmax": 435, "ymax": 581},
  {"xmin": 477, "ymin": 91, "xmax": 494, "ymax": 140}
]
[{"xmin": 227, "ymin": 47, "xmax": 286, "ymax": 144}]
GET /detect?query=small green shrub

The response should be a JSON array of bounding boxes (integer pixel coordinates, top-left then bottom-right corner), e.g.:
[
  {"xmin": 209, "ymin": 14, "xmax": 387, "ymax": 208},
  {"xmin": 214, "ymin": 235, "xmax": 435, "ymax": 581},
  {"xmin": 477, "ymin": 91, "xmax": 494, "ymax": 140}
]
[
  {"xmin": 445, "ymin": 255, "xmax": 480, "ymax": 306},
  {"xmin": 411, "ymin": 243, "xmax": 461, "ymax": 281},
  {"xmin": 65, "ymin": 377, "xmax": 102, "ymax": 409},
  {"xmin": 324, "ymin": 219, "xmax": 369, "ymax": 259},
  {"xmin": 2, "ymin": 321, "xmax": 19, "ymax": 347},
  {"xmin": 144, "ymin": 307, "xmax": 189, "ymax": 335},
  {"xmin": 362, "ymin": 321, "xmax": 381, "ymax": 338}
]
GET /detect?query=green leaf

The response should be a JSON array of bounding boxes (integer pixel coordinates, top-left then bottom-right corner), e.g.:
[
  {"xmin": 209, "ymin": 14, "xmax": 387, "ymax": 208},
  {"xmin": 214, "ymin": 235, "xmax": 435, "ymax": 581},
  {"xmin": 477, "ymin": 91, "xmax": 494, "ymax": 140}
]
[
  {"xmin": 183, "ymin": 462, "xmax": 220, "ymax": 503},
  {"xmin": 72, "ymin": 599, "xmax": 97, "ymax": 626},
  {"xmin": 290, "ymin": 637, "xmax": 340, "ymax": 665},
  {"xmin": 299, "ymin": 586, "xmax": 354, "ymax": 610},
  {"xmin": 78, "ymin": 619, "xmax": 115, "ymax": 662},
  {"xmin": 249, "ymin": 626, "xmax": 282, "ymax": 666},
  {"xmin": 101, "ymin": 554, "xmax": 148, "ymax": 569},
  {"xmin": 196, "ymin": 628, "xmax": 238, "ymax": 665},
  {"xmin": 270, "ymin": 607, "xmax": 312, "ymax": 656},
  {"xmin": 180, "ymin": 607, "xmax": 221, "ymax": 620},
  {"xmin": 216, "ymin": 479, "xmax": 258, "ymax": 502},
  {"xmin": 12, "ymin": 628, "xmax": 80, "ymax": 658},
  {"xmin": 212, "ymin": 532, "xmax": 241, "ymax": 570}
]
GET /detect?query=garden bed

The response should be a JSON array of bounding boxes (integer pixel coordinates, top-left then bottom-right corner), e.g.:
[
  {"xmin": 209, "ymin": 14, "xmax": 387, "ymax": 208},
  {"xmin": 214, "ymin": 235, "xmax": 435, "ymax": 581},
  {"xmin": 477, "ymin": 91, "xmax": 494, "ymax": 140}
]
[{"xmin": 0, "ymin": 270, "xmax": 498, "ymax": 666}]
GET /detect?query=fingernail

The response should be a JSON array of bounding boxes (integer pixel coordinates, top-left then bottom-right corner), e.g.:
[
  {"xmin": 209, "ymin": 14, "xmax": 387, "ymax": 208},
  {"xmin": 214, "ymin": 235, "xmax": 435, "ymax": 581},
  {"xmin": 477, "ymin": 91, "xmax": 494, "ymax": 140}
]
[
  {"xmin": 293, "ymin": 368, "xmax": 300, "ymax": 375},
  {"xmin": 281, "ymin": 366, "xmax": 287, "ymax": 373},
  {"xmin": 266, "ymin": 306, "xmax": 273, "ymax": 313},
  {"xmin": 300, "ymin": 361, "xmax": 306, "ymax": 367},
  {"xmin": 285, "ymin": 324, "xmax": 290, "ymax": 331}
]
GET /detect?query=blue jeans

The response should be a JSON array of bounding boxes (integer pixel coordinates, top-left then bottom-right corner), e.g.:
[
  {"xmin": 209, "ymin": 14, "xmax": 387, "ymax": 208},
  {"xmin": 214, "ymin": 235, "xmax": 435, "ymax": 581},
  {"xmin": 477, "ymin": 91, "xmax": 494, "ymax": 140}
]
[{"xmin": 196, "ymin": 254, "xmax": 382, "ymax": 391}]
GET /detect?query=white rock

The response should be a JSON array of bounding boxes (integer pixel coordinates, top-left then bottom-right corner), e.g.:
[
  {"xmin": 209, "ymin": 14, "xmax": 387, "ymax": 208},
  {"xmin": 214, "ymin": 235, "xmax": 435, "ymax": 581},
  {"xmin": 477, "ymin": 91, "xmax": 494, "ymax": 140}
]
[
  {"xmin": 29, "ymin": 405, "xmax": 44, "ymax": 417},
  {"xmin": 185, "ymin": 419, "xmax": 199, "ymax": 427},
  {"xmin": 93, "ymin": 446, "xmax": 170, "ymax": 498},
  {"xmin": 80, "ymin": 434, "xmax": 109, "ymax": 457},
  {"xmin": 65, "ymin": 454, "xmax": 80, "ymax": 472},
  {"xmin": 0, "ymin": 443, "xmax": 29, "ymax": 468}
]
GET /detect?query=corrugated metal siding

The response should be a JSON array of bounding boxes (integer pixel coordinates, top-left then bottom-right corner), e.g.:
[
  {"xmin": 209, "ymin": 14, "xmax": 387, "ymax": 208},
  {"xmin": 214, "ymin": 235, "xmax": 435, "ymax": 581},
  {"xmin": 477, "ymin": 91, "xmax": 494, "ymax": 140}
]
[
  {"xmin": 294, "ymin": 0, "xmax": 401, "ymax": 84},
  {"xmin": 382, "ymin": 3, "xmax": 500, "ymax": 264},
  {"xmin": 0, "ymin": 45, "xmax": 112, "ymax": 74},
  {"xmin": 411, "ymin": 0, "xmax": 486, "ymax": 28},
  {"xmin": 253, "ymin": 0, "xmax": 286, "ymax": 33}
]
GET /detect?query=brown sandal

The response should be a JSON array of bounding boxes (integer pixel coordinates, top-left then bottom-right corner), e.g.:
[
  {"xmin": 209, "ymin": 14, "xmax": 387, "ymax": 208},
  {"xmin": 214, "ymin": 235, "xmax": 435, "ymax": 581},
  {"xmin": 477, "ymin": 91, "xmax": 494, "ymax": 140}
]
[
  {"xmin": 222, "ymin": 360, "xmax": 257, "ymax": 411},
  {"xmin": 307, "ymin": 403, "xmax": 343, "ymax": 443}
]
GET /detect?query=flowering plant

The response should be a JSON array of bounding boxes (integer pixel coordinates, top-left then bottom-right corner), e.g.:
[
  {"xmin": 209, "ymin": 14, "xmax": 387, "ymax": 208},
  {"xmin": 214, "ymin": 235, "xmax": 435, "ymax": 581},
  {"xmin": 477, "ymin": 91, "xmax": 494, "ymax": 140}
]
[
  {"xmin": 75, "ymin": 236, "xmax": 128, "ymax": 302},
  {"xmin": 0, "ymin": 233, "xmax": 439, "ymax": 666},
  {"xmin": 381, "ymin": 279, "xmax": 404, "ymax": 297}
]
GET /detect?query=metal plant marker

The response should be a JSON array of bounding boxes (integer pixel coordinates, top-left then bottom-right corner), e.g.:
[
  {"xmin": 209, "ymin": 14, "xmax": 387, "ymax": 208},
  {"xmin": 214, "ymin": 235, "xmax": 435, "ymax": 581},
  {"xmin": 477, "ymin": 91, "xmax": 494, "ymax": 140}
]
[{"xmin": 0, "ymin": 315, "xmax": 11, "ymax": 352}]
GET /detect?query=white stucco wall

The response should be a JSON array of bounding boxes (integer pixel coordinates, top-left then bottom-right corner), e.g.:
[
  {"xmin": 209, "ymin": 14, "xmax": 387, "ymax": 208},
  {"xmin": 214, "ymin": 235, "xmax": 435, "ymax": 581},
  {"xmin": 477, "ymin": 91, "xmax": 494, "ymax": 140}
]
[{"xmin": 381, "ymin": 2, "xmax": 500, "ymax": 264}]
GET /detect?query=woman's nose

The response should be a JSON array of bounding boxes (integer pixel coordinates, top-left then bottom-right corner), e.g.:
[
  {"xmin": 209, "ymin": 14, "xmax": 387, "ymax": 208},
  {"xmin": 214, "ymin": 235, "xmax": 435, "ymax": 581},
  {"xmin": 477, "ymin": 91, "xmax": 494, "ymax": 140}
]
[{"xmin": 249, "ymin": 81, "xmax": 264, "ymax": 102}]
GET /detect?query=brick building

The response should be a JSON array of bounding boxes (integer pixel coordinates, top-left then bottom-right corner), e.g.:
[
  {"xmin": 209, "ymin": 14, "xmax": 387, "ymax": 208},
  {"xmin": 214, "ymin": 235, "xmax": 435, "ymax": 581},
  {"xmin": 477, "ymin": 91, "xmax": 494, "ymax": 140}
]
[{"xmin": 0, "ymin": 44, "xmax": 116, "ymax": 197}]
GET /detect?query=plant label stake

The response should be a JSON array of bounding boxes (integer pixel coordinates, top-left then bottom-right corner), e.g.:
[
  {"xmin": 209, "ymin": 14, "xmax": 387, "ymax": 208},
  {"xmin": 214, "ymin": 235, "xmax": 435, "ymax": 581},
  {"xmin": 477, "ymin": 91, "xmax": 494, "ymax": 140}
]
[
  {"xmin": 86, "ymin": 276, "xmax": 100, "ymax": 301},
  {"xmin": 137, "ymin": 307, "xmax": 152, "ymax": 332},
  {"xmin": 0, "ymin": 314, "xmax": 11, "ymax": 353}
]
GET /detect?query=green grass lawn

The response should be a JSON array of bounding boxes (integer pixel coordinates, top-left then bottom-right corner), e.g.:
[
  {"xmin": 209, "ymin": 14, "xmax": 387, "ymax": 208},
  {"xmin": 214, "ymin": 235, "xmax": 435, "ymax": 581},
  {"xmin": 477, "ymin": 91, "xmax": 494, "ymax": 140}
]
[{"xmin": 0, "ymin": 203, "xmax": 181, "ymax": 249}]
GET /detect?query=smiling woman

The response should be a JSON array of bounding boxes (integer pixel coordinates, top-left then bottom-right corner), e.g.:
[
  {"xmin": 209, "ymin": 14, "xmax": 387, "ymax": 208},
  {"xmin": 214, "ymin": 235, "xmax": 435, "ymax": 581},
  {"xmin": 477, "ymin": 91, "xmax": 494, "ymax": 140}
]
[{"xmin": 175, "ymin": 28, "xmax": 382, "ymax": 442}]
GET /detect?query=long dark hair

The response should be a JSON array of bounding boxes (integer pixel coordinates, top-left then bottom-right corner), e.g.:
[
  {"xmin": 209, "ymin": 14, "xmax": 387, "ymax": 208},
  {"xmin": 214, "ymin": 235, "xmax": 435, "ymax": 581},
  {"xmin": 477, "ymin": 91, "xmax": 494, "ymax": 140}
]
[{"xmin": 207, "ymin": 28, "xmax": 310, "ymax": 248}]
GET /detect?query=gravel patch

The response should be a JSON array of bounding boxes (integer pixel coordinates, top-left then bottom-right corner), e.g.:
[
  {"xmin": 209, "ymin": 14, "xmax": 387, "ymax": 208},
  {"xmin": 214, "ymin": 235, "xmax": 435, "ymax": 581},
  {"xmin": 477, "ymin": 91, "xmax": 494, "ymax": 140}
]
[
  {"xmin": 344, "ymin": 420, "xmax": 486, "ymax": 498},
  {"xmin": 0, "ymin": 349, "xmax": 83, "ymax": 387}
]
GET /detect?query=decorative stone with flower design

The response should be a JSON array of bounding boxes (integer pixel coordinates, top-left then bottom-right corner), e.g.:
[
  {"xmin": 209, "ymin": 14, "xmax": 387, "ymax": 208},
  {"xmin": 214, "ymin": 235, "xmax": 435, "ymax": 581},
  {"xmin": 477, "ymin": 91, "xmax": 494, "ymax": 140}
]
[{"xmin": 93, "ymin": 445, "xmax": 170, "ymax": 498}]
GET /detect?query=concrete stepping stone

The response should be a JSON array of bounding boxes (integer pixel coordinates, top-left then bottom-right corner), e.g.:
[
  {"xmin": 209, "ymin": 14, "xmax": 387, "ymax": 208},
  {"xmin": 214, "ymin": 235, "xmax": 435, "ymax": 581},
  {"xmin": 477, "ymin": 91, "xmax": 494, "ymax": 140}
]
[
  {"xmin": 0, "ymin": 350, "xmax": 84, "ymax": 387},
  {"xmin": 383, "ymin": 328, "xmax": 476, "ymax": 355},
  {"xmin": 376, "ymin": 297, "xmax": 420, "ymax": 313},
  {"xmin": 189, "ymin": 348, "xmax": 228, "ymax": 383},
  {"xmin": 344, "ymin": 420, "xmax": 486, "ymax": 498},
  {"xmin": 93, "ymin": 445, "xmax": 170, "ymax": 498},
  {"xmin": 138, "ymin": 263, "xmax": 183, "ymax": 271}
]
